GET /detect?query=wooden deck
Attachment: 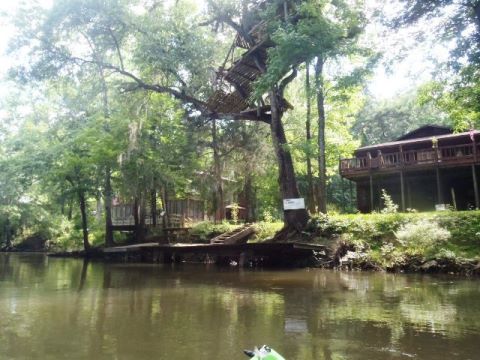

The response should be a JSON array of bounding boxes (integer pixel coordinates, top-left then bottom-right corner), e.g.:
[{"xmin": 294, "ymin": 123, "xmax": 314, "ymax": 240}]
[
  {"xmin": 340, "ymin": 143, "xmax": 480, "ymax": 179},
  {"xmin": 103, "ymin": 242, "xmax": 328, "ymax": 266}
]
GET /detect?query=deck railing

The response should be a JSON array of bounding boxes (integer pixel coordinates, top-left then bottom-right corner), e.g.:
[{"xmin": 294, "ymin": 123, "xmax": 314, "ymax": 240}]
[{"xmin": 340, "ymin": 143, "xmax": 480, "ymax": 175}]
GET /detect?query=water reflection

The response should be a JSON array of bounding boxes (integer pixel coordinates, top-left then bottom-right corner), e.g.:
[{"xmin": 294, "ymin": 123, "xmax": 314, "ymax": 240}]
[{"xmin": 0, "ymin": 254, "xmax": 479, "ymax": 360}]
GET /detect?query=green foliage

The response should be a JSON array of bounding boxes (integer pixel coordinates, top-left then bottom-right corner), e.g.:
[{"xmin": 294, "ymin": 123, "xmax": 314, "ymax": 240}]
[
  {"xmin": 3, "ymin": 0, "xmax": 479, "ymax": 252},
  {"xmin": 418, "ymin": 75, "xmax": 480, "ymax": 130},
  {"xmin": 353, "ymin": 90, "xmax": 450, "ymax": 146},
  {"xmin": 308, "ymin": 211, "xmax": 480, "ymax": 270},
  {"xmin": 395, "ymin": 219, "xmax": 451, "ymax": 251},
  {"xmin": 256, "ymin": 0, "xmax": 372, "ymax": 94},
  {"xmin": 190, "ymin": 221, "xmax": 239, "ymax": 242},
  {"xmin": 229, "ymin": 203, "xmax": 239, "ymax": 224},
  {"xmin": 380, "ymin": 189, "xmax": 398, "ymax": 214},
  {"xmin": 251, "ymin": 221, "xmax": 284, "ymax": 242}
]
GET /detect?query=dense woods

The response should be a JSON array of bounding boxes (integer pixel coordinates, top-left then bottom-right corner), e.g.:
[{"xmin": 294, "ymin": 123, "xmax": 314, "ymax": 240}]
[{"xmin": 1, "ymin": 0, "xmax": 479, "ymax": 252}]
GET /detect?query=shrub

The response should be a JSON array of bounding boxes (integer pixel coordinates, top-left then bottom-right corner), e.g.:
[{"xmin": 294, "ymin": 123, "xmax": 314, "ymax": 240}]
[
  {"xmin": 230, "ymin": 203, "xmax": 239, "ymax": 224},
  {"xmin": 262, "ymin": 210, "xmax": 274, "ymax": 223},
  {"xmin": 251, "ymin": 221, "xmax": 284, "ymax": 242},
  {"xmin": 435, "ymin": 248, "xmax": 457, "ymax": 261},
  {"xmin": 190, "ymin": 221, "xmax": 239, "ymax": 242},
  {"xmin": 395, "ymin": 219, "xmax": 451, "ymax": 250},
  {"xmin": 381, "ymin": 189, "xmax": 398, "ymax": 214},
  {"xmin": 308, "ymin": 213, "xmax": 349, "ymax": 236}
]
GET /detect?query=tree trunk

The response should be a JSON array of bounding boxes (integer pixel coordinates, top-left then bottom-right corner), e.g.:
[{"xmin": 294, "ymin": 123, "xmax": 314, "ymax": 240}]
[
  {"xmin": 104, "ymin": 166, "xmax": 114, "ymax": 247},
  {"xmin": 97, "ymin": 63, "xmax": 114, "ymax": 247},
  {"xmin": 68, "ymin": 198, "xmax": 73, "ymax": 220},
  {"xmin": 252, "ymin": 185, "xmax": 258, "ymax": 221},
  {"xmin": 270, "ymin": 88, "xmax": 309, "ymax": 234},
  {"xmin": 163, "ymin": 186, "xmax": 170, "ymax": 227},
  {"xmin": 212, "ymin": 119, "xmax": 224, "ymax": 223},
  {"xmin": 151, "ymin": 189, "xmax": 157, "ymax": 227},
  {"xmin": 315, "ymin": 56, "xmax": 327, "ymax": 214},
  {"xmin": 133, "ymin": 197, "xmax": 140, "ymax": 242},
  {"xmin": 244, "ymin": 174, "xmax": 254, "ymax": 222},
  {"xmin": 133, "ymin": 196, "xmax": 146, "ymax": 243},
  {"xmin": 78, "ymin": 190, "xmax": 90, "ymax": 252},
  {"xmin": 95, "ymin": 195, "xmax": 103, "ymax": 222},
  {"xmin": 305, "ymin": 62, "xmax": 316, "ymax": 213},
  {"xmin": 138, "ymin": 195, "xmax": 146, "ymax": 243},
  {"xmin": 4, "ymin": 218, "xmax": 12, "ymax": 249}
]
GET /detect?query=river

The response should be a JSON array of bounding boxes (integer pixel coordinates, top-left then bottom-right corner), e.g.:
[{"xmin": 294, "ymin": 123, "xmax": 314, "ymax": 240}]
[{"xmin": 1, "ymin": 253, "xmax": 479, "ymax": 359}]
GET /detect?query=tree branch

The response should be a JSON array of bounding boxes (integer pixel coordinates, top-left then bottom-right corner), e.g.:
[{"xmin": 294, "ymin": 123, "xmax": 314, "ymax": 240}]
[
  {"xmin": 279, "ymin": 67, "xmax": 298, "ymax": 97},
  {"xmin": 107, "ymin": 27, "xmax": 125, "ymax": 71},
  {"xmin": 69, "ymin": 56, "xmax": 209, "ymax": 113}
]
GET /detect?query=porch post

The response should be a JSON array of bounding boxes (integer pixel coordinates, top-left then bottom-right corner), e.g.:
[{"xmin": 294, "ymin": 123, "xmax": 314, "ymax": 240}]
[
  {"xmin": 399, "ymin": 145, "xmax": 405, "ymax": 212},
  {"xmin": 436, "ymin": 168, "xmax": 443, "ymax": 204},
  {"xmin": 400, "ymin": 170, "xmax": 406, "ymax": 212},
  {"xmin": 472, "ymin": 164, "xmax": 479, "ymax": 209},
  {"xmin": 369, "ymin": 174, "xmax": 374, "ymax": 212},
  {"xmin": 349, "ymin": 180, "xmax": 354, "ymax": 209},
  {"xmin": 407, "ymin": 179, "xmax": 412, "ymax": 209},
  {"xmin": 472, "ymin": 132, "xmax": 479, "ymax": 209}
]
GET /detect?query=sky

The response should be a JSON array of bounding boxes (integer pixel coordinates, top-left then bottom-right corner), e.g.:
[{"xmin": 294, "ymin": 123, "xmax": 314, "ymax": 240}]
[{"xmin": 0, "ymin": 0, "xmax": 450, "ymax": 102}]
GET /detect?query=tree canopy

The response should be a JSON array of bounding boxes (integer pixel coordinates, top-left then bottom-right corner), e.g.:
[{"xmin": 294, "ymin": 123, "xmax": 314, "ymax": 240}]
[{"xmin": 0, "ymin": 0, "xmax": 475, "ymax": 249}]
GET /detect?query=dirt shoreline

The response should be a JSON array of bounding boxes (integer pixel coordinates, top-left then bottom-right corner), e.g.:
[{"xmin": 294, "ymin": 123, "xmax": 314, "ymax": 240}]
[{"xmin": 3, "ymin": 245, "xmax": 480, "ymax": 276}]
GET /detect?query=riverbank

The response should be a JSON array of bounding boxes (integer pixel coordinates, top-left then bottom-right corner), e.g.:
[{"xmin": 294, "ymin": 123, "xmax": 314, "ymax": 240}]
[
  {"xmin": 191, "ymin": 211, "xmax": 480, "ymax": 275},
  {"xmin": 305, "ymin": 211, "xmax": 480, "ymax": 275},
  {"xmin": 4, "ymin": 211, "xmax": 480, "ymax": 274}
]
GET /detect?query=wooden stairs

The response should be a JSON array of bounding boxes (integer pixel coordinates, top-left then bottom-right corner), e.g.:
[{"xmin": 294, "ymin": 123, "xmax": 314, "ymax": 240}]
[
  {"xmin": 206, "ymin": 2, "xmax": 299, "ymax": 120},
  {"xmin": 206, "ymin": 10, "xmax": 271, "ymax": 116},
  {"xmin": 210, "ymin": 224, "xmax": 256, "ymax": 245}
]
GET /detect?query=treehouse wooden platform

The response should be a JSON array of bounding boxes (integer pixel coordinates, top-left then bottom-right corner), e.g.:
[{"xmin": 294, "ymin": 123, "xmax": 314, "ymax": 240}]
[{"xmin": 206, "ymin": 6, "xmax": 274, "ymax": 119}]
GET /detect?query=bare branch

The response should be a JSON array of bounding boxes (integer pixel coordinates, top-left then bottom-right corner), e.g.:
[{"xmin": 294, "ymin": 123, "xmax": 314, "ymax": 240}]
[
  {"xmin": 68, "ymin": 56, "xmax": 209, "ymax": 113},
  {"xmin": 107, "ymin": 27, "xmax": 125, "ymax": 71}
]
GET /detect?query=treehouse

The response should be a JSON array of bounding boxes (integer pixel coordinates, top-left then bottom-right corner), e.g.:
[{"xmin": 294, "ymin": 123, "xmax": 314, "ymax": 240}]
[{"xmin": 340, "ymin": 125, "xmax": 480, "ymax": 212}]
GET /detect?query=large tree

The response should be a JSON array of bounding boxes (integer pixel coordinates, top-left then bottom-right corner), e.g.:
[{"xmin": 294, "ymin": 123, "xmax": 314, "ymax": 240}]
[
  {"xmin": 255, "ymin": 0, "xmax": 374, "ymax": 214},
  {"xmin": 8, "ymin": 0, "xmax": 372, "ymax": 237}
]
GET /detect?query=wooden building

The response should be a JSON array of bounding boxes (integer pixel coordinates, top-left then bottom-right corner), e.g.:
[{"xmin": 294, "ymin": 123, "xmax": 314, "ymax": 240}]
[
  {"xmin": 112, "ymin": 198, "xmax": 205, "ymax": 229},
  {"xmin": 340, "ymin": 125, "xmax": 480, "ymax": 212}
]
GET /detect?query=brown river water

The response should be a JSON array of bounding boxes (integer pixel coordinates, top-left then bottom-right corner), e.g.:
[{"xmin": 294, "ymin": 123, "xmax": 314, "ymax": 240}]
[{"xmin": 1, "ymin": 253, "xmax": 479, "ymax": 360}]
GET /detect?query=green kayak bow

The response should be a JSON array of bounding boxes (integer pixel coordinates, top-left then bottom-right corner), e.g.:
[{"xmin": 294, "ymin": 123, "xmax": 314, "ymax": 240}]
[{"xmin": 243, "ymin": 345, "xmax": 285, "ymax": 360}]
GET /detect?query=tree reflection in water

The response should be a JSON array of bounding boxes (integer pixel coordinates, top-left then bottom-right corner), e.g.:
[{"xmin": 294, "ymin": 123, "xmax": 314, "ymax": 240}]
[{"xmin": 0, "ymin": 254, "xmax": 479, "ymax": 359}]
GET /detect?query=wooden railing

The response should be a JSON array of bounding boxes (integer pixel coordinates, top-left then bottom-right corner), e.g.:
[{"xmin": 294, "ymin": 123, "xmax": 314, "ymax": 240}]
[
  {"xmin": 112, "ymin": 199, "xmax": 205, "ymax": 227},
  {"xmin": 340, "ymin": 144, "xmax": 480, "ymax": 176}
]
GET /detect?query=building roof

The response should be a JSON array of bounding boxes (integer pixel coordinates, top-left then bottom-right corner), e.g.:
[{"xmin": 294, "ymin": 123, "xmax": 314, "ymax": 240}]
[
  {"xmin": 356, "ymin": 130, "xmax": 479, "ymax": 153},
  {"xmin": 395, "ymin": 125, "xmax": 452, "ymax": 141}
]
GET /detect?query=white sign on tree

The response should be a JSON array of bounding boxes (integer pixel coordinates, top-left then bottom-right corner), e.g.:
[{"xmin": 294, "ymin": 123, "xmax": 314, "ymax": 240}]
[{"xmin": 283, "ymin": 198, "xmax": 305, "ymax": 210}]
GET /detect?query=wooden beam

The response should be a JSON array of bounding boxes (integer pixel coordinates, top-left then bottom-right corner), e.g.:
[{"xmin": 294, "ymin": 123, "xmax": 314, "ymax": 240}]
[
  {"xmin": 472, "ymin": 164, "xmax": 479, "ymax": 209},
  {"xmin": 400, "ymin": 170, "xmax": 406, "ymax": 212},
  {"xmin": 369, "ymin": 174, "xmax": 374, "ymax": 212},
  {"xmin": 400, "ymin": 145, "xmax": 405, "ymax": 212},
  {"xmin": 216, "ymin": 106, "xmax": 272, "ymax": 123},
  {"xmin": 436, "ymin": 168, "xmax": 443, "ymax": 204}
]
